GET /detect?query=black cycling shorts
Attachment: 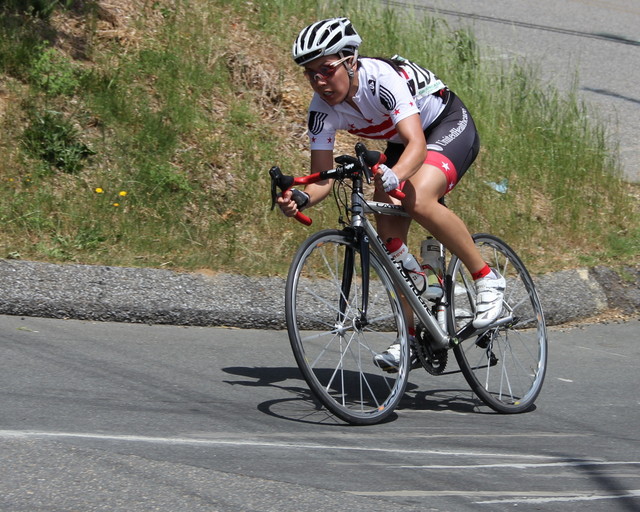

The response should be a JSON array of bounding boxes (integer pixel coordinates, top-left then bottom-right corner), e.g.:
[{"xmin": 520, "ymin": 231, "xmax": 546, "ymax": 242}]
[{"xmin": 383, "ymin": 91, "xmax": 480, "ymax": 194}]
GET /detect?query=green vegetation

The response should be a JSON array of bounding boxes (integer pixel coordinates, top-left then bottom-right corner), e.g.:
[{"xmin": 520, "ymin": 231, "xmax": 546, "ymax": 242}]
[{"xmin": 0, "ymin": 0, "xmax": 637, "ymax": 276}]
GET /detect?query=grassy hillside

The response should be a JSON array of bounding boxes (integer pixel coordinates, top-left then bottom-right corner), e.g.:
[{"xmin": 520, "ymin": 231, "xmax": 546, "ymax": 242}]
[{"xmin": 0, "ymin": 0, "xmax": 637, "ymax": 277}]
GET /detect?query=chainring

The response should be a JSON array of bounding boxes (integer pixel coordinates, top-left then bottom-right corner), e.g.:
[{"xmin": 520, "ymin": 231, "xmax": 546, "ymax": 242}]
[{"xmin": 414, "ymin": 325, "xmax": 448, "ymax": 375}]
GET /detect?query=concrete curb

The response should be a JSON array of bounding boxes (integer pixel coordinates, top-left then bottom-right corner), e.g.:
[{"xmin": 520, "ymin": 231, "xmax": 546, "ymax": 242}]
[{"xmin": 0, "ymin": 259, "xmax": 638, "ymax": 328}]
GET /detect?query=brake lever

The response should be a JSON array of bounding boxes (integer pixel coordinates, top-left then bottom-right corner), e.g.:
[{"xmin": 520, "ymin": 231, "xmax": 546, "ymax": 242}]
[{"xmin": 270, "ymin": 170, "xmax": 278, "ymax": 211}]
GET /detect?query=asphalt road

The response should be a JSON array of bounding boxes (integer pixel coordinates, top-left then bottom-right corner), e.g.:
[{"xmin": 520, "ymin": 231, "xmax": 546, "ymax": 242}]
[
  {"xmin": 1, "ymin": 315, "xmax": 639, "ymax": 511},
  {"xmin": 389, "ymin": 0, "xmax": 640, "ymax": 183}
]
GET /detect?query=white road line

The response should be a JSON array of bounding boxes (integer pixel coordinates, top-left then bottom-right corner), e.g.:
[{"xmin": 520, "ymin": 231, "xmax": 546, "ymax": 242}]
[
  {"xmin": 576, "ymin": 345, "xmax": 627, "ymax": 358},
  {"xmin": 6, "ymin": 430, "xmax": 638, "ymax": 506},
  {"xmin": 351, "ymin": 489, "xmax": 640, "ymax": 505},
  {"xmin": 475, "ymin": 489, "xmax": 640, "ymax": 505},
  {"xmin": 351, "ymin": 490, "xmax": 640, "ymax": 499},
  {"xmin": 397, "ymin": 461, "xmax": 640, "ymax": 470},
  {"xmin": 0, "ymin": 429, "xmax": 552, "ymax": 459},
  {"xmin": 4, "ymin": 430, "xmax": 637, "ymax": 477}
]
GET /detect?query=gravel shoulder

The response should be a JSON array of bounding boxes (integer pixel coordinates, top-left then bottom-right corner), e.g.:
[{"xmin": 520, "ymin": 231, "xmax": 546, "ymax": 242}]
[{"xmin": 1, "ymin": 259, "xmax": 637, "ymax": 328}]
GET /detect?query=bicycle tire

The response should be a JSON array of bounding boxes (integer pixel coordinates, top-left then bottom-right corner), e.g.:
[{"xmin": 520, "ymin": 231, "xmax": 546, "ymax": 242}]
[
  {"xmin": 285, "ymin": 229, "xmax": 410, "ymax": 425},
  {"xmin": 447, "ymin": 234, "xmax": 548, "ymax": 413}
]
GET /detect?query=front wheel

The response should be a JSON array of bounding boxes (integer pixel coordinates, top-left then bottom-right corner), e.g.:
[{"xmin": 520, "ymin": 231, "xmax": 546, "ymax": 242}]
[
  {"xmin": 285, "ymin": 229, "xmax": 409, "ymax": 425},
  {"xmin": 448, "ymin": 234, "xmax": 548, "ymax": 413}
]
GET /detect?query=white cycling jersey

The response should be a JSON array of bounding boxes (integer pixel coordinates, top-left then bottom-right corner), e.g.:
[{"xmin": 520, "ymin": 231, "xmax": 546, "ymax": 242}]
[{"xmin": 307, "ymin": 56, "xmax": 447, "ymax": 151}]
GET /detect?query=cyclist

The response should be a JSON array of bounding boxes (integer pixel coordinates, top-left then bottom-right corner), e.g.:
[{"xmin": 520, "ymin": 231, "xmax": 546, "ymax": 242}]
[{"xmin": 277, "ymin": 17, "xmax": 505, "ymax": 371}]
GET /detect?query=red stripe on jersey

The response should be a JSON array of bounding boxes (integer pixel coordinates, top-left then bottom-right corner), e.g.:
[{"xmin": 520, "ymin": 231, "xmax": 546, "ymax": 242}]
[
  {"xmin": 347, "ymin": 116, "xmax": 394, "ymax": 137},
  {"xmin": 350, "ymin": 130, "xmax": 399, "ymax": 140}
]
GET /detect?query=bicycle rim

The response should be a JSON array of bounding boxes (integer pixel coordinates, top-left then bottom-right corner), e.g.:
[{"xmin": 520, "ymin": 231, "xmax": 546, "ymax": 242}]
[
  {"xmin": 285, "ymin": 229, "xmax": 409, "ymax": 425},
  {"xmin": 448, "ymin": 234, "xmax": 548, "ymax": 413}
]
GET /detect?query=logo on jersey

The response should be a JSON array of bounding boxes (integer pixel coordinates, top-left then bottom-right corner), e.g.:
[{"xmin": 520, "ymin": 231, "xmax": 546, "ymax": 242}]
[
  {"xmin": 379, "ymin": 85, "xmax": 396, "ymax": 111},
  {"xmin": 368, "ymin": 78, "xmax": 376, "ymax": 95},
  {"xmin": 308, "ymin": 111, "xmax": 328, "ymax": 135}
]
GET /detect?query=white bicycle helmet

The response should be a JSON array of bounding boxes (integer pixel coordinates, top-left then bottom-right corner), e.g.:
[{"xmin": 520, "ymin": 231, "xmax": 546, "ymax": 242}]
[{"xmin": 292, "ymin": 18, "xmax": 362, "ymax": 66}]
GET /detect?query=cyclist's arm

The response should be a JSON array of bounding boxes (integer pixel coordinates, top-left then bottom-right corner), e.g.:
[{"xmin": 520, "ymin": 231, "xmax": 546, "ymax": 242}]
[
  {"xmin": 303, "ymin": 149, "xmax": 334, "ymax": 208},
  {"xmin": 390, "ymin": 113, "xmax": 427, "ymax": 181}
]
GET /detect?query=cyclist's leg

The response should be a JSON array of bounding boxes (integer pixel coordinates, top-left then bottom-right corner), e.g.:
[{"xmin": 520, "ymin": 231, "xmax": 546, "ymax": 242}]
[
  {"xmin": 403, "ymin": 92, "xmax": 483, "ymax": 274},
  {"xmin": 372, "ymin": 184, "xmax": 416, "ymax": 371},
  {"xmin": 374, "ymin": 140, "xmax": 414, "ymax": 331},
  {"xmin": 402, "ymin": 165, "xmax": 485, "ymax": 275},
  {"xmin": 373, "ymin": 192, "xmax": 411, "ymax": 242},
  {"xmin": 374, "ymin": 141, "xmax": 411, "ymax": 242},
  {"xmin": 403, "ymin": 93, "xmax": 505, "ymax": 328}
]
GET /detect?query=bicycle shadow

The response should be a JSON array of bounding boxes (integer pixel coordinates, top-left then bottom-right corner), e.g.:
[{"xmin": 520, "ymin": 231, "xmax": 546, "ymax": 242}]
[
  {"xmin": 400, "ymin": 384, "xmax": 487, "ymax": 414},
  {"xmin": 222, "ymin": 365, "xmax": 364, "ymax": 425},
  {"xmin": 221, "ymin": 366, "xmax": 500, "ymax": 424},
  {"xmin": 402, "ymin": 381, "xmax": 537, "ymax": 414}
]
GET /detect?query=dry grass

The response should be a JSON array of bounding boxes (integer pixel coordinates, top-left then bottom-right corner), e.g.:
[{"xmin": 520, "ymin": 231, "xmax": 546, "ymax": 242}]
[{"xmin": 0, "ymin": 0, "xmax": 637, "ymax": 277}]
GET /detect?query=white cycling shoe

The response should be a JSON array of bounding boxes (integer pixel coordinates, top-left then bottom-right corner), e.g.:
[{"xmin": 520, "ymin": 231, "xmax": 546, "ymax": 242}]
[
  {"xmin": 373, "ymin": 342, "xmax": 402, "ymax": 372},
  {"xmin": 373, "ymin": 337, "xmax": 419, "ymax": 373},
  {"xmin": 472, "ymin": 269, "xmax": 506, "ymax": 329}
]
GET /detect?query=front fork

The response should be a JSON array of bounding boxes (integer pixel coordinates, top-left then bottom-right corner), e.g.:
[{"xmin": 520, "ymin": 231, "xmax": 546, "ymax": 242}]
[{"xmin": 338, "ymin": 227, "xmax": 370, "ymax": 331}]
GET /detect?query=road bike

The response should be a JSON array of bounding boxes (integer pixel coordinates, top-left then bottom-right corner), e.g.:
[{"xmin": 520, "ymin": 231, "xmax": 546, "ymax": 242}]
[{"xmin": 269, "ymin": 142, "xmax": 548, "ymax": 425}]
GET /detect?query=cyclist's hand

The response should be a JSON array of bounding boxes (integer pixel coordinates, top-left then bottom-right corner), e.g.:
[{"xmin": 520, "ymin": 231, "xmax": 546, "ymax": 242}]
[
  {"xmin": 276, "ymin": 189, "xmax": 309, "ymax": 217},
  {"xmin": 376, "ymin": 164, "xmax": 400, "ymax": 193}
]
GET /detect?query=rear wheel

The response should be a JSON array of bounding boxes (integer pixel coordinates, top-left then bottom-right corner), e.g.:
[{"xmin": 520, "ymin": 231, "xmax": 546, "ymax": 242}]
[
  {"xmin": 448, "ymin": 234, "xmax": 548, "ymax": 413},
  {"xmin": 285, "ymin": 229, "xmax": 409, "ymax": 425}
]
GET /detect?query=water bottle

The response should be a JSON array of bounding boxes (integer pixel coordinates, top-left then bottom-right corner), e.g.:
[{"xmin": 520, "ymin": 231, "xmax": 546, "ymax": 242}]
[
  {"xmin": 420, "ymin": 237, "xmax": 444, "ymax": 300},
  {"xmin": 386, "ymin": 238, "xmax": 426, "ymax": 294}
]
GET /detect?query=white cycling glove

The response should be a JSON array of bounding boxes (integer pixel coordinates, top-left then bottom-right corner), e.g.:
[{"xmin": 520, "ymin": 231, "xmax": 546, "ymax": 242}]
[{"xmin": 378, "ymin": 164, "xmax": 400, "ymax": 193}]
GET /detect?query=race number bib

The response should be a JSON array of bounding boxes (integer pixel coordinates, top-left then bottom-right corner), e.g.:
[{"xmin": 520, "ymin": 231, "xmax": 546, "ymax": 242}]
[{"xmin": 392, "ymin": 55, "xmax": 446, "ymax": 98}]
